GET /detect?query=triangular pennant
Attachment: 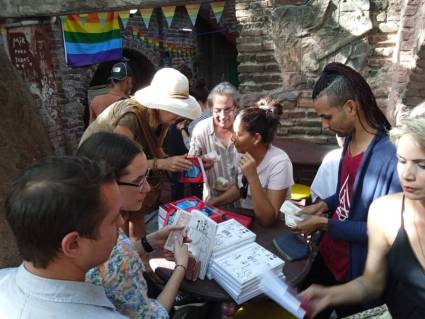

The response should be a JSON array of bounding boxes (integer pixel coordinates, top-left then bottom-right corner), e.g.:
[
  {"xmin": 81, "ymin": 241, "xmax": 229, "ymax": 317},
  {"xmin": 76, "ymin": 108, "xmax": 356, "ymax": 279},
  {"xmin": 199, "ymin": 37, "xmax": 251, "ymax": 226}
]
[
  {"xmin": 185, "ymin": 4, "xmax": 201, "ymax": 26},
  {"xmin": 161, "ymin": 6, "xmax": 176, "ymax": 27},
  {"xmin": 118, "ymin": 10, "xmax": 130, "ymax": 28},
  {"xmin": 140, "ymin": 8, "xmax": 153, "ymax": 29},
  {"xmin": 86, "ymin": 12, "xmax": 100, "ymax": 23},
  {"xmin": 97, "ymin": 12, "xmax": 107, "ymax": 25},
  {"xmin": 79, "ymin": 13, "xmax": 88, "ymax": 25},
  {"xmin": 210, "ymin": 1, "xmax": 225, "ymax": 23}
]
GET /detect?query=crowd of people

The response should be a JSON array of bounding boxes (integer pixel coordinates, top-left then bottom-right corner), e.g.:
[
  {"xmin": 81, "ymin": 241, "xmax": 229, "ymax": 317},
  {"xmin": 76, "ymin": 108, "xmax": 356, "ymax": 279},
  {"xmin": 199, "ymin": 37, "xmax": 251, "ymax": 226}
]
[{"xmin": 0, "ymin": 60, "xmax": 424, "ymax": 319}]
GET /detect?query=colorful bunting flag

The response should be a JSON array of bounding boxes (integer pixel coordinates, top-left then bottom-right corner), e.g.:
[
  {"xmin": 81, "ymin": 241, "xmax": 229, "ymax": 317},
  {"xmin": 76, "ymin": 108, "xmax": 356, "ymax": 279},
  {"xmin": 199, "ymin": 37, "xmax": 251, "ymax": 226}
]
[
  {"xmin": 97, "ymin": 12, "xmax": 107, "ymax": 25},
  {"xmin": 61, "ymin": 12, "xmax": 122, "ymax": 67},
  {"xmin": 118, "ymin": 10, "xmax": 130, "ymax": 28},
  {"xmin": 140, "ymin": 8, "xmax": 153, "ymax": 29},
  {"xmin": 210, "ymin": 1, "xmax": 225, "ymax": 23},
  {"xmin": 185, "ymin": 4, "xmax": 201, "ymax": 26},
  {"xmin": 162, "ymin": 6, "xmax": 176, "ymax": 27},
  {"xmin": 79, "ymin": 14, "xmax": 88, "ymax": 25}
]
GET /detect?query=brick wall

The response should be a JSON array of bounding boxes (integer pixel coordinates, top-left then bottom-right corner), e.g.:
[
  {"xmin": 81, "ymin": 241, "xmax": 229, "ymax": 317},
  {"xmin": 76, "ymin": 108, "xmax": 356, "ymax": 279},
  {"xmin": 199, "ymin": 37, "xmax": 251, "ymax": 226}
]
[
  {"xmin": 234, "ymin": 0, "xmax": 425, "ymax": 144},
  {"xmin": 3, "ymin": 0, "xmax": 425, "ymax": 152}
]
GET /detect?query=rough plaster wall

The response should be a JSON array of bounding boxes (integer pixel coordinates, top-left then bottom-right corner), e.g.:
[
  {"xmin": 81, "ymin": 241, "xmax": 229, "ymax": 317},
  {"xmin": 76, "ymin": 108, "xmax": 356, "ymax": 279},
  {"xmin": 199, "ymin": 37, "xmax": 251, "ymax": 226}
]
[{"xmin": 0, "ymin": 45, "xmax": 53, "ymax": 267}]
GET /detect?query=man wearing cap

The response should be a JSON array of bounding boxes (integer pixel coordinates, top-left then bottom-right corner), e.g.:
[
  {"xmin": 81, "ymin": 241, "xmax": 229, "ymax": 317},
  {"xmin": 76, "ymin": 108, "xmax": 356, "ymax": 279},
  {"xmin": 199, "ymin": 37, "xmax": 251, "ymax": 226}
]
[
  {"xmin": 89, "ymin": 61, "xmax": 134, "ymax": 123},
  {"xmin": 80, "ymin": 67, "xmax": 201, "ymax": 240}
]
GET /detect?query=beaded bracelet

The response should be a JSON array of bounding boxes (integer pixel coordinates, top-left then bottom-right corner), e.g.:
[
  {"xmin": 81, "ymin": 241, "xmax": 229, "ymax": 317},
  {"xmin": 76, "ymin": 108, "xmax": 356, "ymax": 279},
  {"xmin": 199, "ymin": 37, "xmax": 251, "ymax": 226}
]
[{"xmin": 174, "ymin": 264, "xmax": 187, "ymax": 272}]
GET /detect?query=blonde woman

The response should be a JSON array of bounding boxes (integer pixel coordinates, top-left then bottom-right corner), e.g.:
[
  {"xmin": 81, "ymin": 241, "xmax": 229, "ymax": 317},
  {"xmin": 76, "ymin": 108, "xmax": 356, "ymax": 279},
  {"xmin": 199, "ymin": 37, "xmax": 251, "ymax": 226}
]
[{"xmin": 301, "ymin": 103, "xmax": 425, "ymax": 318}]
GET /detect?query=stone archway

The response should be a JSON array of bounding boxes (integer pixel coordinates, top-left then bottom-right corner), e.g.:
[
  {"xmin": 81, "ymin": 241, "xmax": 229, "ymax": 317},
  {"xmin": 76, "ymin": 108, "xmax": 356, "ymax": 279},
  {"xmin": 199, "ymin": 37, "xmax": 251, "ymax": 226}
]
[{"xmin": 84, "ymin": 48, "xmax": 156, "ymax": 126}]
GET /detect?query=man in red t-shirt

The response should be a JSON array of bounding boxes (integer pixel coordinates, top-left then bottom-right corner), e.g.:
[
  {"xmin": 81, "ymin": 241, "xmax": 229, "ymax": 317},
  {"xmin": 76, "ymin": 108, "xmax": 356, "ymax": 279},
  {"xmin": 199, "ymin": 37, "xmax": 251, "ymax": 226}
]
[
  {"xmin": 294, "ymin": 63, "xmax": 401, "ymax": 318},
  {"xmin": 89, "ymin": 61, "xmax": 133, "ymax": 123}
]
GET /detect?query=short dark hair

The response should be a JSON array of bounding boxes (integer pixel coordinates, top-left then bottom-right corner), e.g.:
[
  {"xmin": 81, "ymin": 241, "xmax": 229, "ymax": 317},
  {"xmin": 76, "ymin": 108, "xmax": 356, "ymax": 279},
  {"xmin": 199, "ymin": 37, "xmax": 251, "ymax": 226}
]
[
  {"xmin": 5, "ymin": 156, "xmax": 114, "ymax": 268},
  {"xmin": 238, "ymin": 104, "xmax": 283, "ymax": 145},
  {"xmin": 190, "ymin": 80, "xmax": 209, "ymax": 104},
  {"xmin": 77, "ymin": 132, "xmax": 143, "ymax": 179},
  {"xmin": 176, "ymin": 64, "xmax": 193, "ymax": 81},
  {"xmin": 312, "ymin": 62, "xmax": 391, "ymax": 132}
]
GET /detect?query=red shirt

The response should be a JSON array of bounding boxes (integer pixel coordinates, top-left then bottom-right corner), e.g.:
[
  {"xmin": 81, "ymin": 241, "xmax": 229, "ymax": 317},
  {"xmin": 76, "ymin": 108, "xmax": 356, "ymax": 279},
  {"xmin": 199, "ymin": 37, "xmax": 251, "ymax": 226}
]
[{"xmin": 319, "ymin": 148, "xmax": 363, "ymax": 282}]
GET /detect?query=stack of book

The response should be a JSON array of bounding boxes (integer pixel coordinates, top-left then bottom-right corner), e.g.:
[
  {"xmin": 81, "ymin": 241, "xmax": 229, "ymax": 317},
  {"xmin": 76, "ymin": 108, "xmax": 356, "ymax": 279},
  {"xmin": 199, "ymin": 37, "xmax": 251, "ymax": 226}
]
[
  {"xmin": 210, "ymin": 219, "xmax": 257, "ymax": 259},
  {"xmin": 209, "ymin": 241, "xmax": 284, "ymax": 304},
  {"xmin": 206, "ymin": 219, "xmax": 284, "ymax": 304}
]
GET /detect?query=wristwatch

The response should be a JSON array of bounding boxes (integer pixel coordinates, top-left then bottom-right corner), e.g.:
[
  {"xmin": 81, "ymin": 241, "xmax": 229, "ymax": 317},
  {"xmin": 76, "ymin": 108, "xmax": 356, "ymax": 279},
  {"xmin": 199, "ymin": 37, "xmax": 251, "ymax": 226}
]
[{"xmin": 141, "ymin": 236, "xmax": 154, "ymax": 253}]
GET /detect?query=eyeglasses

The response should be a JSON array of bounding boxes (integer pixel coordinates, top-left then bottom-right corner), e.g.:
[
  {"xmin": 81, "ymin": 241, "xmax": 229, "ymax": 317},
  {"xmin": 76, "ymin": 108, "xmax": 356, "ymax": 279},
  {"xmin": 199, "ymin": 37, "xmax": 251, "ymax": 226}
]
[
  {"xmin": 213, "ymin": 107, "xmax": 236, "ymax": 115},
  {"xmin": 117, "ymin": 168, "xmax": 150, "ymax": 191},
  {"xmin": 239, "ymin": 175, "xmax": 248, "ymax": 199}
]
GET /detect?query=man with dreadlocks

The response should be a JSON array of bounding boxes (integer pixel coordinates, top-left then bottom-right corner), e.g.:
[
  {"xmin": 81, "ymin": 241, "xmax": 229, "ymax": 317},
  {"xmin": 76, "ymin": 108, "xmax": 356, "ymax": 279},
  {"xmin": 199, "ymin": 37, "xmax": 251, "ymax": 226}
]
[{"xmin": 294, "ymin": 63, "xmax": 401, "ymax": 317}]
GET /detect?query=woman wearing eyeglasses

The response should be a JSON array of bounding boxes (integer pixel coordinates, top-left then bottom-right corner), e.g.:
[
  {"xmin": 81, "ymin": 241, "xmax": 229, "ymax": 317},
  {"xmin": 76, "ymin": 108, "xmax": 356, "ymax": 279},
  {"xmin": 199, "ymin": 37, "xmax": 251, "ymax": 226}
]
[
  {"xmin": 78, "ymin": 132, "xmax": 189, "ymax": 319},
  {"xmin": 81, "ymin": 68, "xmax": 201, "ymax": 240},
  {"xmin": 209, "ymin": 101, "xmax": 294, "ymax": 226}
]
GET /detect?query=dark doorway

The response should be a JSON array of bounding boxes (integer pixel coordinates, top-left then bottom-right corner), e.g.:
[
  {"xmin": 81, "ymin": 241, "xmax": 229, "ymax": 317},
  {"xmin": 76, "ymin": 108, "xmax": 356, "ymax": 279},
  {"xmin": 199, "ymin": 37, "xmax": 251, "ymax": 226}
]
[
  {"xmin": 193, "ymin": 4, "xmax": 239, "ymax": 89},
  {"xmin": 86, "ymin": 49, "xmax": 155, "ymax": 127}
]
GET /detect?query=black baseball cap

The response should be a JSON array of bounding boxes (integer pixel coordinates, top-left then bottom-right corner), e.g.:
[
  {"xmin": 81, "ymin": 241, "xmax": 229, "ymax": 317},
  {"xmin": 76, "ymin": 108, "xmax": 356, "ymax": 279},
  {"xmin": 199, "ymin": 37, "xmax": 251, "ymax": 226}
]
[{"xmin": 110, "ymin": 62, "xmax": 133, "ymax": 81}]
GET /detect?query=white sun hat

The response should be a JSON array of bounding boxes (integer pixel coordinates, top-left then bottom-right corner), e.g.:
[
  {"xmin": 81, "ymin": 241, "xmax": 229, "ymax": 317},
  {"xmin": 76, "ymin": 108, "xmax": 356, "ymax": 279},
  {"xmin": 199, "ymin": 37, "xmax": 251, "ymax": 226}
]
[{"xmin": 134, "ymin": 68, "xmax": 201, "ymax": 120}]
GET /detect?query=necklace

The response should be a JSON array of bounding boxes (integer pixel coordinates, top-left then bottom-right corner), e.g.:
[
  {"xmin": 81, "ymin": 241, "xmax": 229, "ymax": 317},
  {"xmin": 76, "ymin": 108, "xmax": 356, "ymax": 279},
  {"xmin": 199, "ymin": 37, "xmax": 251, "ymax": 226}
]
[{"xmin": 414, "ymin": 210, "xmax": 425, "ymax": 265}]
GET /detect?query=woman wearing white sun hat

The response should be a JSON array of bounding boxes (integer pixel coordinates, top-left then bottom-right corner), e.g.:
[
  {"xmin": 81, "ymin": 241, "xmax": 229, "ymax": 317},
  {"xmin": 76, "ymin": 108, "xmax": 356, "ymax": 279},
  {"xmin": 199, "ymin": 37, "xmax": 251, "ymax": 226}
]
[{"xmin": 80, "ymin": 67, "xmax": 201, "ymax": 239}]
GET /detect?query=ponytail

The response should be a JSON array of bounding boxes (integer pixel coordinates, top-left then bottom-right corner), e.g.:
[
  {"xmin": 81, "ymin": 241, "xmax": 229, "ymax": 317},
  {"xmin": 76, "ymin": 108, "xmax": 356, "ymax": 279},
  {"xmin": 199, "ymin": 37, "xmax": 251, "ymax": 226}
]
[{"xmin": 238, "ymin": 102, "xmax": 282, "ymax": 145}]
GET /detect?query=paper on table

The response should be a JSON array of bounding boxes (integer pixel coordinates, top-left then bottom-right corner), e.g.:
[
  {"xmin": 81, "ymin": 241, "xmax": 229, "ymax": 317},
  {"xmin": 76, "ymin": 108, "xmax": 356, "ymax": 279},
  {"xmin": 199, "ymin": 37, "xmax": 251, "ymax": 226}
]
[{"xmin": 260, "ymin": 270, "xmax": 306, "ymax": 319}]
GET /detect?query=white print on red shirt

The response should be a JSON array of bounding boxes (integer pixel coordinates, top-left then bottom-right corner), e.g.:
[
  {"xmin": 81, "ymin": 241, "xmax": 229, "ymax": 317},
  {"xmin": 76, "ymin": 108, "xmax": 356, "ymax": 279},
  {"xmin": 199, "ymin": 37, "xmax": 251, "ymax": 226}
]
[{"xmin": 335, "ymin": 175, "xmax": 350, "ymax": 221}]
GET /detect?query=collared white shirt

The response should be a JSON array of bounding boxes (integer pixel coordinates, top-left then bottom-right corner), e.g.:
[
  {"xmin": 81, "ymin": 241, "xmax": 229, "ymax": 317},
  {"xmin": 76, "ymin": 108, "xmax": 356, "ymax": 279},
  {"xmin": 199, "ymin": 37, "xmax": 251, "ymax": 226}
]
[
  {"xmin": 0, "ymin": 264, "xmax": 128, "ymax": 318},
  {"xmin": 189, "ymin": 117, "xmax": 239, "ymax": 201}
]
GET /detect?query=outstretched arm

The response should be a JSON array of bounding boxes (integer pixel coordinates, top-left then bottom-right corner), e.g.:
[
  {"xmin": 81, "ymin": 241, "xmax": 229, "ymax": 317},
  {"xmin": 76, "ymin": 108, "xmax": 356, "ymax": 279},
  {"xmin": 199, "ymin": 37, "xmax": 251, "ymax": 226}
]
[{"xmin": 299, "ymin": 198, "xmax": 391, "ymax": 317}]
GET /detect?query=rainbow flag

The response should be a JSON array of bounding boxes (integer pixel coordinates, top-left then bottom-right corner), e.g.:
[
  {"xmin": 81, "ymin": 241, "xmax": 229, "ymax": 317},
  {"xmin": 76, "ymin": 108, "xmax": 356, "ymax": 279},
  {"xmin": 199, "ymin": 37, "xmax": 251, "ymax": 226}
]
[{"xmin": 62, "ymin": 12, "xmax": 122, "ymax": 67}]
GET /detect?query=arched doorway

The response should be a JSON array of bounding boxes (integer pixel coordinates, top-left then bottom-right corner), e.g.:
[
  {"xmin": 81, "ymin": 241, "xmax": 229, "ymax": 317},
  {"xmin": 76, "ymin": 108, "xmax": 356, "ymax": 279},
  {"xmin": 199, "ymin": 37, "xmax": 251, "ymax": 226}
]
[
  {"xmin": 85, "ymin": 48, "xmax": 155, "ymax": 126},
  {"xmin": 193, "ymin": 4, "xmax": 239, "ymax": 89}
]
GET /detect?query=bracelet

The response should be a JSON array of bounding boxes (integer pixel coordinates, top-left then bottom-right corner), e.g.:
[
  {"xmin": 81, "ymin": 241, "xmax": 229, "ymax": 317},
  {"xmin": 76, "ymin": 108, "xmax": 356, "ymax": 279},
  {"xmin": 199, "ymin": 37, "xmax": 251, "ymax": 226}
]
[
  {"xmin": 152, "ymin": 158, "xmax": 158, "ymax": 170},
  {"xmin": 174, "ymin": 264, "xmax": 187, "ymax": 272},
  {"xmin": 141, "ymin": 236, "xmax": 154, "ymax": 253}
]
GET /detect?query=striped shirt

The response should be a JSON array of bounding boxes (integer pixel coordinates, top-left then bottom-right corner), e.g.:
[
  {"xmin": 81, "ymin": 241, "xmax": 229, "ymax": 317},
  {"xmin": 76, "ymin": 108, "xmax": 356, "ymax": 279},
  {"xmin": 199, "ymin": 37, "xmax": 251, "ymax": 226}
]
[
  {"xmin": 189, "ymin": 117, "xmax": 239, "ymax": 201},
  {"xmin": 183, "ymin": 110, "xmax": 212, "ymax": 149}
]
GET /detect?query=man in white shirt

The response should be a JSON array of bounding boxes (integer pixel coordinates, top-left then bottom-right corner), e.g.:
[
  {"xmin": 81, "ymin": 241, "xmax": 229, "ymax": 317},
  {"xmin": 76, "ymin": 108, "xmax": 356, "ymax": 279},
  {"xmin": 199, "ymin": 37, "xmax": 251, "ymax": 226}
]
[
  {"xmin": 310, "ymin": 136, "xmax": 344, "ymax": 202},
  {"xmin": 0, "ymin": 156, "xmax": 127, "ymax": 318},
  {"xmin": 189, "ymin": 82, "xmax": 240, "ymax": 201}
]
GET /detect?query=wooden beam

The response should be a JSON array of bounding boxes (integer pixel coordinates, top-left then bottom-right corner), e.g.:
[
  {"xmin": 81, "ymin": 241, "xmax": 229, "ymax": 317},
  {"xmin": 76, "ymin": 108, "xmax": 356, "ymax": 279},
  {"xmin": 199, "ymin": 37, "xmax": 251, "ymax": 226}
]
[{"xmin": 1, "ymin": 0, "xmax": 205, "ymax": 18}]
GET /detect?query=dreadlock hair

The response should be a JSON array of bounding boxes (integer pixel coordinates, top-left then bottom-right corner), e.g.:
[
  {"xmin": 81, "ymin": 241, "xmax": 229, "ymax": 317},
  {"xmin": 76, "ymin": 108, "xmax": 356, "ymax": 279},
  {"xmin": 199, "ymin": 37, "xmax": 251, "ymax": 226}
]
[{"xmin": 312, "ymin": 62, "xmax": 391, "ymax": 132}]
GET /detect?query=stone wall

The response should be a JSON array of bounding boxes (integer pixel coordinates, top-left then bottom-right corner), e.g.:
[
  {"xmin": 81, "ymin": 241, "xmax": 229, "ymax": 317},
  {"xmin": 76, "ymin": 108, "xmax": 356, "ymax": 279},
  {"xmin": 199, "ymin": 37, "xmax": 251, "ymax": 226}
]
[
  {"xmin": 3, "ymin": 0, "xmax": 425, "ymax": 151},
  {"xmin": 1, "ymin": 2, "xmax": 238, "ymax": 153},
  {"xmin": 235, "ymin": 0, "xmax": 425, "ymax": 144}
]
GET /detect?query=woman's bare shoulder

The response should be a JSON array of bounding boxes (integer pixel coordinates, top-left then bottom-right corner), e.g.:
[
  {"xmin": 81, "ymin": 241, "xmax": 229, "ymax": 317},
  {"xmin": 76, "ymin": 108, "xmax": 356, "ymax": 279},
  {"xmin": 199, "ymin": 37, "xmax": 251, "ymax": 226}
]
[{"xmin": 369, "ymin": 193, "xmax": 403, "ymax": 241}]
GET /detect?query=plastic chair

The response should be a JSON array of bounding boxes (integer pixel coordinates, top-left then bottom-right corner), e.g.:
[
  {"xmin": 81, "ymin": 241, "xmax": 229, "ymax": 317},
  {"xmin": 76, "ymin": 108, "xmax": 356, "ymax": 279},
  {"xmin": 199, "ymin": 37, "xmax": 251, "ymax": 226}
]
[{"xmin": 291, "ymin": 184, "xmax": 311, "ymax": 205}]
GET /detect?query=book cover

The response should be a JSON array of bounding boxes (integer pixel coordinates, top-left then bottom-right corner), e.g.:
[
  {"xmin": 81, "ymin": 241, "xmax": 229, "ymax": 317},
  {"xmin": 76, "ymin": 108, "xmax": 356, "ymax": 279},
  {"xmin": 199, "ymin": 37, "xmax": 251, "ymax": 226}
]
[
  {"xmin": 178, "ymin": 157, "xmax": 206, "ymax": 184},
  {"xmin": 187, "ymin": 210, "xmax": 218, "ymax": 280},
  {"xmin": 212, "ymin": 219, "xmax": 256, "ymax": 258}
]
